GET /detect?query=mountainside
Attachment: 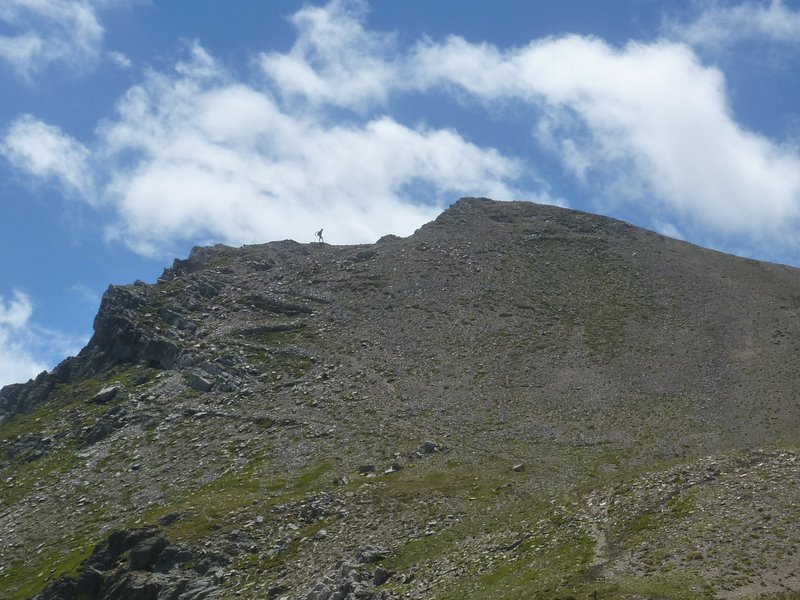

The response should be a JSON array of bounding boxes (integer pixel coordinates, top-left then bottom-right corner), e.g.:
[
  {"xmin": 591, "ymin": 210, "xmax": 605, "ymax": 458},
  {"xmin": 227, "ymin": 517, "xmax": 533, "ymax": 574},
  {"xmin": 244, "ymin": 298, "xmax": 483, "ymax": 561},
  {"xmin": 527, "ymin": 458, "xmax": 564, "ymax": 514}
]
[{"xmin": 2, "ymin": 197, "xmax": 800, "ymax": 600}]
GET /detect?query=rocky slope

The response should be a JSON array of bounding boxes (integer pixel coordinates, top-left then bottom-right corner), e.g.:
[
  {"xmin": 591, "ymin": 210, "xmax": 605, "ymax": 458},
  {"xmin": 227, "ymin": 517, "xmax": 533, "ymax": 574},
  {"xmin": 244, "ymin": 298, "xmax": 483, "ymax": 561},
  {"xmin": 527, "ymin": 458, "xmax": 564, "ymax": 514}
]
[{"xmin": 2, "ymin": 197, "xmax": 800, "ymax": 599}]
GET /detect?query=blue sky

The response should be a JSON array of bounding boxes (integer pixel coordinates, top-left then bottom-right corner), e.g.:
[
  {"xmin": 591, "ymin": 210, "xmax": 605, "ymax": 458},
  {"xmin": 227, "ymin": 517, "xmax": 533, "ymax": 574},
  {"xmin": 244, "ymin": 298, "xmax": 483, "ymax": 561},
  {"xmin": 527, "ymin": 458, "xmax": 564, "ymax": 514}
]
[{"xmin": 2, "ymin": 0, "xmax": 800, "ymax": 387}]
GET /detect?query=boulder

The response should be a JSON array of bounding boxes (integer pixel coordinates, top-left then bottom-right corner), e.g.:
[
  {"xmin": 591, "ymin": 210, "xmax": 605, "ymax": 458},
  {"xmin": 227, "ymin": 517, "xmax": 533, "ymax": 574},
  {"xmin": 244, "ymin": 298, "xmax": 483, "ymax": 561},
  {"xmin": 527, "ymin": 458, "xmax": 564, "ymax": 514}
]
[
  {"xmin": 356, "ymin": 545, "xmax": 389, "ymax": 564},
  {"xmin": 411, "ymin": 440, "xmax": 440, "ymax": 458},
  {"xmin": 154, "ymin": 545, "xmax": 194, "ymax": 573},
  {"xmin": 91, "ymin": 385, "xmax": 120, "ymax": 404},
  {"xmin": 129, "ymin": 535, "xmax": 168, "ymax": 571},
  {"xmin": 187, "ymin": 373, "xmax": 213, "ymax": 392}
]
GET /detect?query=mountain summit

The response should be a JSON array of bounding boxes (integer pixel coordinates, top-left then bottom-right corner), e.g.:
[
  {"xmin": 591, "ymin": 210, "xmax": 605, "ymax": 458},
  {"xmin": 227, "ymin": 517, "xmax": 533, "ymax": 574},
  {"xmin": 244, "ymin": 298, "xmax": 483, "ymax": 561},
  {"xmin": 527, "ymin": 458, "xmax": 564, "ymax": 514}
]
[{"xmin": 3, "ymin": 198, "xmax": 800, "ymax": 599}]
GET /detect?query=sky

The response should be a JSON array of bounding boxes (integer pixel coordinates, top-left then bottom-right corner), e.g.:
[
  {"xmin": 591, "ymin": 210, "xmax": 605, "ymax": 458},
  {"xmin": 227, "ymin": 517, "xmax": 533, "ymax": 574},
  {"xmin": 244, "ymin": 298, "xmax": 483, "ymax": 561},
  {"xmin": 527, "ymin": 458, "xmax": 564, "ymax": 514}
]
[{"xmin": 1, "ymin": 0, "xmax": 800, "ymax": 388}]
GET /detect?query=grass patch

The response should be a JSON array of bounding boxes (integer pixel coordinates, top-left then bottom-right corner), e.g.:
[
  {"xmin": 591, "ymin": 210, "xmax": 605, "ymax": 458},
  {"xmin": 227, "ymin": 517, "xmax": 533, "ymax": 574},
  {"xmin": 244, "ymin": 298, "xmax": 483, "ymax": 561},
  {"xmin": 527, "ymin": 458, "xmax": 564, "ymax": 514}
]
[
  {"xmin": 1, "ymin": 440, "xmax": 81, "ymax": 507},
  {"xmin": 438, "ymin": 533, "xmax": 596, "ymax": 600},
  {"xmin": 241, "ymin": 295, "xmax": 312, "ymax": 316},
  {"xmin": 614, "ymin": 574, "xmax": 713, "ymax": 599},
  {"xmin": 0, "ymin": 404, "xmax": 59, "ymax": 443},
  {"xmin": 143, "ymin": 461, "xmax": 332, "ymax": 543},
  {"xmin": 627, "ymin": 512, "xmax": 656, "ymax": 534},
  {"xmin": 241, "ymin": 325, "xmax": 304, "ymax": 346},
  {"xmin": 667, "ymin": 494, "xmax": 696, "ymax": 518},
  {"xmin": 1, "ymin": 363, "xmax": 156, "ymax": 443},
  {"xmin": 247, "ymin": 348, "xmax": 314, "ymax": 380},
  {"xmin": 1, "ymin": 543, "xmax": 94, "ymax": 600}
]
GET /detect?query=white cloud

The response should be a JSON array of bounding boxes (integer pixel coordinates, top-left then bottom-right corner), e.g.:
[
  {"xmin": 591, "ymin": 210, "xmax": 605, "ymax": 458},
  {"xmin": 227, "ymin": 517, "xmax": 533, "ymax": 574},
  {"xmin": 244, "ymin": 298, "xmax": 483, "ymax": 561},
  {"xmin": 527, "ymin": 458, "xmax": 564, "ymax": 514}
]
[
  {"xmin": 0, "ymin": 291, "xmax": 47, "ymax": 387},
  {"xmin": 0, "ymin": 33, "xmax": 44, "ymax": 73},
  {"xmin": 251, "ymin": 1, "xmax": 800, "ymax": 251},
  {"xmin": 97, "ymin": 47, "xmax": 527, "ymax": 256},
  {"xmin": 666, "ymin": 0, "xmax": 800, "ymax": 51},
  {"xmin": 0, "ymin": 290, "xmax": 34, "ymax": 328},
  {"xmin": 108, "ymin": 50, "xmax": 131, "ymax": 68},
  {"xmin": 5, "ymin": 0, "xmax": 798, "ymax": 261},
  {"xmin": 76, "ymin": 9, "xmax": 541, "ymax": 257},
  {"xmin": 410, "ymin": 33, "xmax": 800, "ymax": 248},
  {"xmin": 259, "ymin": 0, "xmax": 399, "ymax": 111},
  {"xmin": 0, "ymin": 0, "xmax": 106, "ymax": 78},
  {"xmin": 0, "ymin": 290, "xmax": 87, "ymax": 388},
  {"xmin": 1, "ymin": 114, "xmax": 95, "ymax": 200}
]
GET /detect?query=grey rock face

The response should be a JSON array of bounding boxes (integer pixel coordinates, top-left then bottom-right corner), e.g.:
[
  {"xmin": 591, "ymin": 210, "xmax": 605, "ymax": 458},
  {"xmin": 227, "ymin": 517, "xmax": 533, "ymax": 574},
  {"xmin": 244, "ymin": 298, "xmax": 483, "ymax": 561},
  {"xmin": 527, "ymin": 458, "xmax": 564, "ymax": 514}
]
[
  {"xmin": 35, "ymin": 576, "xmax": 76, "ymax": 600},
  {"xmin": 0, "ymin": 374, "xmax": 54, "ymax": 424},
  {"xmin": 304, "ymin": 546, "xmax": 394, "ymax": 600},
  {"xmin": 91, "ymin": 386, "xmax": 121, "ymax": 405},
  {"xmin": 89, "ymin": 285, "xmax": 179, "ymax": 369},
  {"xmin": 186, "ymin": 373, "xmax": 213, "ymax": 392},
  {"xmin": 129, "ymin": 535, "xmax": 169, "ymax": 570},
  {"xmin": 356, "ymin": 545, "xmax": 389, "ymax": 564},
  {"xmin": 154, "ymin": 545, "xmax": 195, "ymax": 573},
  {"xmin": 35, "ymin": 527, "xmax": 223, "ymax": 600},
  {"xmin": 81, "ymin": 406, "xmax": 127, "ymax": 446}
]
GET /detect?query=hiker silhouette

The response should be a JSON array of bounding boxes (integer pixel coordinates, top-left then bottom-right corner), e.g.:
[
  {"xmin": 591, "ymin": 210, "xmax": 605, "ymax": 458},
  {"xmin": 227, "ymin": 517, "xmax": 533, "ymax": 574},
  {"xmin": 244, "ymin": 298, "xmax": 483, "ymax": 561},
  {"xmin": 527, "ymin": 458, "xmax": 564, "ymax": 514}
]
[{"xmin": 315, "ymin": 228, "xmax": 324, "ymax": 243}]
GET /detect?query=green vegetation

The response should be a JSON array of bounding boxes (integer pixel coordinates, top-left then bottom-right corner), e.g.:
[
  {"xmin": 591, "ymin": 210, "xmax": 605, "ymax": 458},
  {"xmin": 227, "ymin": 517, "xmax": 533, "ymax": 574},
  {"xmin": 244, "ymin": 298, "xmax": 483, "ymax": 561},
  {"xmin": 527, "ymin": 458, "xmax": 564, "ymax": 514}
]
[
  {"xmin": 0, "ymin": 404, "xmax": 59, "ymax": 443},
  {"xmin": 241, "ymin": 294, "xmax": 312, "ymax": 316},
  {"xmin": 245, "ymin": 347, "xmax": 314, "ymax": 380},
  {"xmin": 1, "ymin": 365, "xmax": 151, "ymax": 443},
  {"xmin": 143, "ymin": 461, "xmax": 332, "ymax": 542},
  {"xmin": 2, "ymin": 544, "xmax": 93, "ymax": 600}
]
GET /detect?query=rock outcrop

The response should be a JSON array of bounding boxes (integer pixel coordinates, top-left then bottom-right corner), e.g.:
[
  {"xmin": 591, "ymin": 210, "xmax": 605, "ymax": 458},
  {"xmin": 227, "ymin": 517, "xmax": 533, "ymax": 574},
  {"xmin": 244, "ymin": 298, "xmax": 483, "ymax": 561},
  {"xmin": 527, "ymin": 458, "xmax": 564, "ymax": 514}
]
[{"xmin": 37, "ymin": 527, "xmax": 224, "ymax": 600}]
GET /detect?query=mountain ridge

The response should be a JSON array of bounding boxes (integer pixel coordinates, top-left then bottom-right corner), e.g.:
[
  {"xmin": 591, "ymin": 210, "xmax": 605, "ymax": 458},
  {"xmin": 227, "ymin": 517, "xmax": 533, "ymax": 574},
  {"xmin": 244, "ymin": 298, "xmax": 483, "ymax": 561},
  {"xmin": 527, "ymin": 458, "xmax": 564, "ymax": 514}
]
[{"xmin": 2, "ymin": 197, "xmax": 800, "ymax": 599}]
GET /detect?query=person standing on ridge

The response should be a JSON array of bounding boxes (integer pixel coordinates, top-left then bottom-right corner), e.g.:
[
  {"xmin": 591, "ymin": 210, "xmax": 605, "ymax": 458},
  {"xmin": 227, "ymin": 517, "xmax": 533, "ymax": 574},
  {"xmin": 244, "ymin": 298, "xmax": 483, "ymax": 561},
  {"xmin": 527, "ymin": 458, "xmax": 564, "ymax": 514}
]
[{"xmin": 315, "ymin": 228, "xmax": 324, "ymax": 244}]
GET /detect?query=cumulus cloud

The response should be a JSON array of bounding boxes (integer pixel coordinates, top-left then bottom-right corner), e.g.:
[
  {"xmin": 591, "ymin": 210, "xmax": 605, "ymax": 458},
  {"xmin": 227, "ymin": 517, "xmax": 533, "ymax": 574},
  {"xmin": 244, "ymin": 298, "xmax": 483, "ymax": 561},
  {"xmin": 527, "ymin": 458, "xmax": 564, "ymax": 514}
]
[
  {"xmin": 0, "ymin": 290, "xmax": 87, "ymax": 388},
  {"xmin": 1, "ymin": 114, "xmax": 95, "ymax": 200},
  {"xmin": 409, "ymin": 34, "xmax": 800, "ymax": 247},
  {"xmin": 0, "ymin": 290, "xmax": 34, "ymax": 329},
  {"xmin": 97, "ymin": 42, "xmax": 527, "ymax": 255},
  {"xmin": 3, "ymin": 17, "xmax": 534, "ymax": 256},
  {"xmin": 0, "ymin": 291, "xmax": 47, "ymax": 387},
  {"xmin": 0, "ymin": 0, "xmax": 105, "ymax": 78},
  {"xmin": 666, "ymin": 0, "xmax": 800, "ymax": 51},
  {"xmin": 4, "ymin": 0, "xmax": 799, "ymax": 260},
  {"xmin": 101, "ymin": 1, "xmax": 800, "ymax": 255},
  {"xmin": 259, "ymin": 0, "xmax": 399, "ymax": 110}
]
